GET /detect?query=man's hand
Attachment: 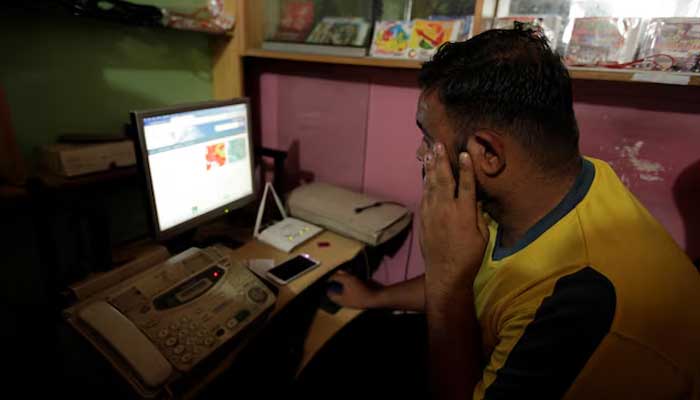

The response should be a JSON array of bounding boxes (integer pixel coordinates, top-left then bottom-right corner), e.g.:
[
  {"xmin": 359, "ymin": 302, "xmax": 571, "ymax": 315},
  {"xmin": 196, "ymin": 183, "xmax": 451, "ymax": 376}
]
[
  {"xmin": 421, "ymin": 142, "xmax": 489, "ymax": 399},
  {"xmin": 420, "ymin": 142, "xmax": 489, "ymax": 301},
  {"xmin": 327, "ymin": 270, "xmax": 382, "ymax": 309}
]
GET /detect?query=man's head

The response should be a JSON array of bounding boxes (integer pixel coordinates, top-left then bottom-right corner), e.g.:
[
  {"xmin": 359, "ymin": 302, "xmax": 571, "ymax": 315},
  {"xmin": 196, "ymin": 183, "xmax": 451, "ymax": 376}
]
[{"xmin": 416, "ymin": 28, "xmax": 581, "ymax": 218}]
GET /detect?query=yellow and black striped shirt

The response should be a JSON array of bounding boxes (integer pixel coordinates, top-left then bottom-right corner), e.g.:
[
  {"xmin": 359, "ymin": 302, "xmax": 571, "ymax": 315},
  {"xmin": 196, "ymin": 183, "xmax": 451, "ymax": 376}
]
[{"xmin": 473, "ymin": 157, "xmax": 700, "ymax": 399}]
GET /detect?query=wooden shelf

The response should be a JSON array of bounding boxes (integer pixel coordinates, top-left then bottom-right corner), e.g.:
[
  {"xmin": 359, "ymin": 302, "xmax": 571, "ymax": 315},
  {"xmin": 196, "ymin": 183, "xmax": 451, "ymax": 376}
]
[
  {"xmin": 244, "ymin": 48, "xmax": 422, "ymax": 69},
  {"xmin": 243, "ymin": 48, "xmax": 700, "ymax": 87},
  {"xmin": 568, "ymin": 67, "xmax": 700, "ymax": 86}
]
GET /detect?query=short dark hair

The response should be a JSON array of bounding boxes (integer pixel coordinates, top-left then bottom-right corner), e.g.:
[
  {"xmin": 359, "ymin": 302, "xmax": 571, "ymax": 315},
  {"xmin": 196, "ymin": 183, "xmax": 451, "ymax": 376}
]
[{"xmin": 419, "ymin": 28, "xmax": 580, "ymax": 171}]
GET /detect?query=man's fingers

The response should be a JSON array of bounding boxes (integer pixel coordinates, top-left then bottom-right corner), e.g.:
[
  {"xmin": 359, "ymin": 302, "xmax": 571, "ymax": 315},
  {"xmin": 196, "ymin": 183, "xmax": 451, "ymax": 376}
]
[
  {"xmin": 433, "ymin": 143, "xmax": 455, "ymax": 188},
  {"xmin": 423, "ymin": 142, "xmax": 455, "ymax": 200},
  {"xmin": 457, "ymin": 152, "xmax": 477, "ymax": 207}
]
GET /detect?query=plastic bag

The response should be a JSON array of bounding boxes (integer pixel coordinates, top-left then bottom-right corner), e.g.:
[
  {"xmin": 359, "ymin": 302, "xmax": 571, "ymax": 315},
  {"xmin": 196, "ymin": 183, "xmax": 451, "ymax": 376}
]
[
  {"xmin": 639, "ymin": 18, "xmax": 700, "ymax": 72},
  {"xmin": 565, "ymin": 17, "xmax": 644, "ymax": 66}
]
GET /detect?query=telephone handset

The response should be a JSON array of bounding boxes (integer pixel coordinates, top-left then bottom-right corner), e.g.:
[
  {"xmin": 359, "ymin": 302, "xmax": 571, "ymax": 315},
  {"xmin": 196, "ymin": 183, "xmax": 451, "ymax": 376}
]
[{"xmin": 78, "ymin": 300, "xmax": 172, "ymax": 388}]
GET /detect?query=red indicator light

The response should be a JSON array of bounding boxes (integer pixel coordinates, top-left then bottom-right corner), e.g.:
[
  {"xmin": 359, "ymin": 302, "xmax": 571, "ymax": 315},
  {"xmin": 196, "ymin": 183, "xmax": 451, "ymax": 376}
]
[{"xmin": 213, "ymin": 271, "xmax": 219, "ymax": 278}]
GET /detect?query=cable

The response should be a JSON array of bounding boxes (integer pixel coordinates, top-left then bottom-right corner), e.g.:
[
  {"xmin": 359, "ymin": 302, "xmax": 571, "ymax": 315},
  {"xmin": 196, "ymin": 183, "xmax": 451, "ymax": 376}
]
[
  {"xmin": 403, "ymin": 222, "xmax": 415, "ymax": 282},
  {"xmin": 354, "ymin": 201, "xmax": 406, "ymax": 214}
]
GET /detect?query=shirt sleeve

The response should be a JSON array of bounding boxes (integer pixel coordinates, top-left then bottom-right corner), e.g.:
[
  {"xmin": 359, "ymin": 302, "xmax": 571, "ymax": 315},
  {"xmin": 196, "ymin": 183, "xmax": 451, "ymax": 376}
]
[{"xmin": 474, "ymin": 266, "xmax": 616, "ymax": 400}]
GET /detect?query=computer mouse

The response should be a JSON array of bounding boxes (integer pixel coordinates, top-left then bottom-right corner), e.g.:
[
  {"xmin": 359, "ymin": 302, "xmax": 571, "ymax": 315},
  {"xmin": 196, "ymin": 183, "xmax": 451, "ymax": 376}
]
[{"xmin": 326, "ymin": 281, "xmax": 343, "ymax": 294}]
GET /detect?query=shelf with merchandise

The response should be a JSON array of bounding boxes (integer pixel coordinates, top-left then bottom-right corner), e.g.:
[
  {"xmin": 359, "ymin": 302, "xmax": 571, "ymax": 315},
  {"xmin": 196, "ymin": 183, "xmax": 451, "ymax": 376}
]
[
  {"xmin": 261, "ymin": 0, "xmax": 378, "ymax": 58},
  {"xmin": 243, "ymin": 47, "xmax": 700, "ymax": 86},
  {"xmin": 7, "ymin": 0, "xmax": 235, "ymax": 36},
  {"xmin": 244, "ymin": 48, "xmax": 422, "ymax": 68},
  {"xmin": 481, "ymin": 0, "xmax": 700, "ymax": 82},
  {"xmin": 567, "ymin": 67, "xmax": 700, "ymax": 86},
  {"xmin": 259, "ymin": 1, "xmax": 478, "ymax": 61},
  {"xmin": 235, "ymin": 0, "xmax": 700, "ymax": 88}
]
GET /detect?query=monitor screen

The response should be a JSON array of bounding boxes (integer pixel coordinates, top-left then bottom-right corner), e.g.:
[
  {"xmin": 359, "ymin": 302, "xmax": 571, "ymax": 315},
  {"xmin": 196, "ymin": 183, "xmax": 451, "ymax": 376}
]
[{"xmin": 133, "ymin": 98, "xmax": 255, "ymax": 238}]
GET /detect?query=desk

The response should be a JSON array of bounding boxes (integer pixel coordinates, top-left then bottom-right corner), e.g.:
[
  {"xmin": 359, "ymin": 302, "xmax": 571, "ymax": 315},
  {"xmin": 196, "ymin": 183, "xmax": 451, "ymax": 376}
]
[
  {"xmin": 64, "ymin": 230, "xmax": 365, "ymax": 399},
  {"xmin": 174, "ymin": 231, "xmax": 364, "ymax": 399}
]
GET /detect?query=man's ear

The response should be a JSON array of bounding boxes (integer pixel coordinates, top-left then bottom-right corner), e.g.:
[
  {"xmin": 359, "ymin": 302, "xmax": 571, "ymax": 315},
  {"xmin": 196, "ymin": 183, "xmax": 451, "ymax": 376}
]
[{"xmin": 466, "ymin": 130, "xmax": 506, "ymax": 177}]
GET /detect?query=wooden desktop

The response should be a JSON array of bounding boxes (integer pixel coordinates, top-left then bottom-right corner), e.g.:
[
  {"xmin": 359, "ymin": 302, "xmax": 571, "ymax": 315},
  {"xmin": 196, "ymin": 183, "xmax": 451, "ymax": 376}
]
[{"xmin": 180, "ymin": 230, "xmax": 365, "ymax": 399}]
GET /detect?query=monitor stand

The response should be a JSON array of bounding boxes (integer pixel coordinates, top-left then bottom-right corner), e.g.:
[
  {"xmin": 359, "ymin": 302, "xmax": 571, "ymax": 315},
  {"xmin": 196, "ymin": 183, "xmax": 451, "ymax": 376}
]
[
  {"xmin": 163, "ymin": 220, "xmax": 251, "ymax": 255},
  {"xmin": 161, "ymin": 199, "xmax": 261, "ymax": 254},
  {"xmin": 192, "ymin": 221, "xmax": 250, "ymax": 250}
]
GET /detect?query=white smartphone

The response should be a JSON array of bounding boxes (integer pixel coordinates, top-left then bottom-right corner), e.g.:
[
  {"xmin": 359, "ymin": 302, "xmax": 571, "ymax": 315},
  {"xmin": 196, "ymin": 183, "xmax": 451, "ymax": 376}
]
[{"xmin": 266, "ymin": 254, "xmax": 321, "ymax": 285}]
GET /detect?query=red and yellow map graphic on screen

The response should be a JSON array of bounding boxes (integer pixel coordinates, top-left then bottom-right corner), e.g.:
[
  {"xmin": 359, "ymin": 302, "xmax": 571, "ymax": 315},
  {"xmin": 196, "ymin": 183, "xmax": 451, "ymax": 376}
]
[{"xmin": 206, "ymin": 143, "xmax": 226, "ymax": 170}]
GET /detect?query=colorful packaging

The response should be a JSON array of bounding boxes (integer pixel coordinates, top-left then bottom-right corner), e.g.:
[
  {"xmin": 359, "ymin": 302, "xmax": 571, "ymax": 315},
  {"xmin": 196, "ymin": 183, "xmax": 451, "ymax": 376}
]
[
  {"xmin": 639, "ymin": 18, "xmax": 700, "ymax": 72},
  {"xmin": 408, "ymin": 19, "xmax": 462, "ymax": 60},
  {"xmin": 491, "ymin": 15, "xmax": 563, "ymax": 49},
  {"xmin": 429, "ymin": 15, "xmax": 473, "ymax": 42},
  {"xmin": 271, "ymin": 1, "xmax": 315, "ymax": 42},
  {"xmin": 306, "ymin": 17, "xmax": 371, "ymax": 47},
  {"xmin": 160, "ymin": 0, "xmax": 235, "ymax": 34},
  {"xmin": 370, "ymin": 20, "xmax": 413, "ymax": 58},
  {"xmin": 565, "ymin": 17, "xmax": 644, "ymax": 66}
]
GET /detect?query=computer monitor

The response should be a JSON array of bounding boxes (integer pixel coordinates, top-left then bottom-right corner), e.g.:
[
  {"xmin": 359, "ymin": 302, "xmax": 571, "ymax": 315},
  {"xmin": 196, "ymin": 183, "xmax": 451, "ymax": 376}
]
[{"xmin": 132, "ymin": 98, "xmax": 255, "ymax": 240}]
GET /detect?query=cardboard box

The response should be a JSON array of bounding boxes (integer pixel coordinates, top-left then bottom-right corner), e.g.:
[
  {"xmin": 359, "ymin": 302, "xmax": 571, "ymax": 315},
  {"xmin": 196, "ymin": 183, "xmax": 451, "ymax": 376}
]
[{"xmin": 39, "ymin": 140, "xmax": 136, "ymax": 177}]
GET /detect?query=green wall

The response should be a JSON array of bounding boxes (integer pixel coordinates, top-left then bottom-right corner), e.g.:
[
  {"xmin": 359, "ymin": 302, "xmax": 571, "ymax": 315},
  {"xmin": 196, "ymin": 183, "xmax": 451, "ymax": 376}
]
[
  {"xmin": 0, "ymin": 11, "xmax": 213, "ymax": 158},
  {"xmin": 0, "ymin": 11, "xmax": 216, "ymax": 298}
]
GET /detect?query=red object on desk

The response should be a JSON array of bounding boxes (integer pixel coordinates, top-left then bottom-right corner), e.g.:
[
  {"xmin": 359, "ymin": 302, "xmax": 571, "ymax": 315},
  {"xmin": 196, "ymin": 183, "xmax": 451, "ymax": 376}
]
[{"xmin": 318, "ymin": 241, "xmax": 330, "ymax": 248}]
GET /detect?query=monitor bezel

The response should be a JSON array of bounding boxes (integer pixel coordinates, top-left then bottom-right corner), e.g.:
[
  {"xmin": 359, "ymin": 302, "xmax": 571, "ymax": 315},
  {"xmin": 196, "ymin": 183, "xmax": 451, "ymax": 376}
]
[{"xmin": 131, "ymin": 97, "xmax": 256, "ymax": 241}]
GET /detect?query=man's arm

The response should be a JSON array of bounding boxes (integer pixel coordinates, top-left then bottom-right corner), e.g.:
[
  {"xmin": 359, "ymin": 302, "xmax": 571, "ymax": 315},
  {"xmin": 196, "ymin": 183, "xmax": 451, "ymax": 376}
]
[
  {"xmin": 327, "ymin": 271, "xmax": 426, "ymax": 311},
  {"xmin": 425, "ymin": 285, "xmax": 482, "ymax": 400}
]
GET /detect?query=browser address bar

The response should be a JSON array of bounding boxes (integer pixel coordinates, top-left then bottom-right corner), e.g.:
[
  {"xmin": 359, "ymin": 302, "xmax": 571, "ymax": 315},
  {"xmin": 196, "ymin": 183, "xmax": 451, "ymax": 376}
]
[{"xmin": 170, "ymin": 112, "xmax": 243, "ymax": 126}]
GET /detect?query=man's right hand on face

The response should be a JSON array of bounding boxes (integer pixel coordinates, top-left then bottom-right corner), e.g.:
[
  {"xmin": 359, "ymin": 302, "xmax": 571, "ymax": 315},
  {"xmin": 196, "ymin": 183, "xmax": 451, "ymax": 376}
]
[{"xmin": 326, "ymin": 270, "xmax": 382, "ymax": 310}]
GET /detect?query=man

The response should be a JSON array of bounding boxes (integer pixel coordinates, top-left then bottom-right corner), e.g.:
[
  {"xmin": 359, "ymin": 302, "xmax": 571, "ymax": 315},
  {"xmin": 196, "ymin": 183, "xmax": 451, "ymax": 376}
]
[{"xmin": 320, "ymin": 28, "xmax": 700, "ymax": 399}]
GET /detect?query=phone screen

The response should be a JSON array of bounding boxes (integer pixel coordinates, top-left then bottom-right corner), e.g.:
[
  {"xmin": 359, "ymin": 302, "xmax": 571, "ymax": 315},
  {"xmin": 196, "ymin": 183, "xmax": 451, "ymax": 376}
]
[{"xmin": 267, "ymin": 255, "xmax": 318, "ymax": 282}]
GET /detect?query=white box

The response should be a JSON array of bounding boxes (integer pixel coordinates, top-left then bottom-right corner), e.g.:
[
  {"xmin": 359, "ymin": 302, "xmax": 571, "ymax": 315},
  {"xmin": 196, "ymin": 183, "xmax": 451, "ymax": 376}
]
[
  {"xmin": 39, "ymin": 141, "xmax": 136, "ymax": 177},
  {"xmin": 288, "ymin": 182, "xmax": 412, "ymax": 246}
]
